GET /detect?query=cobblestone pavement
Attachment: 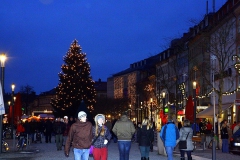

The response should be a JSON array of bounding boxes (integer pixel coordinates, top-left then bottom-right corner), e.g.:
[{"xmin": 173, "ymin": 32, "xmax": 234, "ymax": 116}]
[{"xmin": 0, "ymin": 137, "xmax": 240, "ymax": 160}]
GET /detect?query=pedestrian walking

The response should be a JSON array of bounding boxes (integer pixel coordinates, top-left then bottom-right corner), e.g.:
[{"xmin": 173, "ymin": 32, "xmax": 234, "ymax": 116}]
[
  {"xmin": 64, "ymin": 111, "xmax": 93, "ymax": 160},
  {"xmin": 111, "ymin": 119, "xmax": 118, "ymax": 143},
  {"xmin": 221, "ymin": 120, "xmax": 229, "ymax": 153},
  {"xmin": 105, "ymin": 119, "xmax": 112, "ymax": 131},
  {"xmin": 112, "ymin": 112, "xmax": 136, "ymax": 160},
  {"xmin": 63, "ymin": 118, "xmax": 71, "ymax": 146},
  {"xmin": 16, "ymin": 120, "xmax": 25, "ymax": 140},
  {"xmin": 53, "ymin": 117, "xmax": 65, "ymax": 151},
  {"xmin": 178, "ymin": 119, "xmax": 194, "ymax": 160},
  {"xmin": 137, "ymin": 118, "xmax": 154, "ymax": 160},
  {"xmin": 92, "ymin": 114, "xmax": 112, "ymax": 160},
  {"xmin": 44, "ymin": 118, "xmax": 53, "ymax": 143},
  {"xmin": 160, "ymin": 118, "xmax": 179, "ymax": 160}
]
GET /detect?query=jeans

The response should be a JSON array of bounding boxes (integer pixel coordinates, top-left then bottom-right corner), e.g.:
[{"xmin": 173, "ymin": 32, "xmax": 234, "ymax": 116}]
[
  {"xmin": 118, "ymin": 141, "xmax": 131, "ymax": 160},
  {"xmin": 165, "ymin": 146, "xmax": 174, "ymax": 160},
  {"xmin": 222, "ymin": 139, "xmax": 229, "ymax": 153},
  {"xmin": 55, "ymin": 134, "xmax": 63, "ymax": 150},
  {"xmin": 73, "ymin": 148, "xmax": 90, "ymax": 160},
  {"xmin": 139, "ymin": 146, "xmax": 150, "ymax": 158}
]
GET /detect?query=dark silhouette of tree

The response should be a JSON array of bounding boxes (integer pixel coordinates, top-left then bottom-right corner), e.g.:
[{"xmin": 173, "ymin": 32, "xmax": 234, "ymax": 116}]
[
  {"xmin": 19, "ymin": 84, "xmax": 36, "ymax": 115},
  {"xmin": 51, "ymin": 40, "xmax": 96, "ymax": 117}
]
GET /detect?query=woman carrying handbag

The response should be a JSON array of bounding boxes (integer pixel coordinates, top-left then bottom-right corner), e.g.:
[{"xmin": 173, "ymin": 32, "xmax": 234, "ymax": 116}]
[
  {"xmin": 178, "ymin": 119, "xmax": 194, "ymax": 160},
  {"xmin": 92, "ymin": 114, "xmax": 112, "ymax": 160}
]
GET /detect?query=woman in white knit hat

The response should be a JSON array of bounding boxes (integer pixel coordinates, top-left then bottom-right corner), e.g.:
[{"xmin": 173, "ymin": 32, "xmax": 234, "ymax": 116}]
[{"xmin": 91, "ymin": 114, "xmax": 112, "ymax": 160}]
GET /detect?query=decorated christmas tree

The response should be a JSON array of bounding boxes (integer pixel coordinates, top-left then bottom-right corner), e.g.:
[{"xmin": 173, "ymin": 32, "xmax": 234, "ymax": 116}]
[{"xmin": 51, "ymin": 40, "xmax": 96, "ymax": 117}]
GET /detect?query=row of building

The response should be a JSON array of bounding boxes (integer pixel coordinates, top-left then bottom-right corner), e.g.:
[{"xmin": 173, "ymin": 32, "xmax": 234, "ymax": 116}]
[{"xmin": 24, "ymin": 0, "xmax": 240, "ymax": 130}]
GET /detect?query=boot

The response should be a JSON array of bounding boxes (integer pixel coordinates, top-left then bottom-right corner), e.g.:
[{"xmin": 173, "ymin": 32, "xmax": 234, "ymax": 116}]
[
  {"xmin": 141, "ymin": 157, "xmax": 145, "ymax": 160},
  {"xmin": 180, "ymin": 157, "xmax": 185, "ymax": 160},
  {"xmin": 146, "ymin": 157, "xmax": 149, "ymax": 160}
]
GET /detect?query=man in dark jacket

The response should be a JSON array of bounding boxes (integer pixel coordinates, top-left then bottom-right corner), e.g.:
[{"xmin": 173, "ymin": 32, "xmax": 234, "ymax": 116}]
[
  {"xmin": 53, "ymin": 117, "xmax": 65, "ymax": 151},
  {"xmin": 112, "ymin": 112, "xmax": 135, "ymax": 160},
  {"xmin": 44, "ymin": 118, "xmax": 53, "ymax": 143},
  {"xmin": 65, "ymin": 111, "xmax": 93, "ymax": 160}
]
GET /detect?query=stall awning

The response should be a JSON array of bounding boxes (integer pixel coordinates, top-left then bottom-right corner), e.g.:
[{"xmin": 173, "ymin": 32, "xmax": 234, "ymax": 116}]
[{"xmin": 196, "ymin": 104, "xmax": 232, "ymax": 118}]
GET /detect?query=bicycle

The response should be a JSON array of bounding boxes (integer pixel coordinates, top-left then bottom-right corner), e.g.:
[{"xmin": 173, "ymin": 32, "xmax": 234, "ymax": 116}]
[
  {"xmin": 2, "ymin": 125, "xmax": 12, "ymax": 139},
  {"xmin": 16, "ymin": 132, "xmax": 27, "ymax": 151},
  {"xmin": 1, "ymin": 134, "xmax": 9, "ymax": 152}
]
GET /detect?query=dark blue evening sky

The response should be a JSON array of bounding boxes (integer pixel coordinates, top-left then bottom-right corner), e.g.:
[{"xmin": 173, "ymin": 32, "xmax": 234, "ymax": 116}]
[{"xmin": 0, "ymin": 0, "xmax": 226, "ymax": 94}]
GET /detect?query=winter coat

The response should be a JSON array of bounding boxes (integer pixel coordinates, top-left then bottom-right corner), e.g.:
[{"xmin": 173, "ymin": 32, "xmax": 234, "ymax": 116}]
[
  {"xmin": 53, "ymin": 121, "xmax": 65, "ymax": 135},
  {"xmin": 23, "ymin": 121, "xmax": 31, "ymax": 134},
  {"xmin": 112, "ymin": 115, "xmax": 135, "ymax": 141},
  {"xmin": 137, "ymin": 125, "xmax": 154, "ymax": 146},
  {"xmin": 44, "ymin": 119, "xmax": 53, "ymax": 133},
  {"xmin": 160, "ymin": 121, "xmax": 179, "ymax": 147},
  {"xmin": 92, "ymin": 125, "xmax": 112, "ymax": 148},
  {"xmin": 63, "ymin": 123, "xmax": 71, "ymax": 136},
  {"xmin": 16, "ymin": 124, "xmax": 25, "ymax": 133},
  {"xmin": 221, "ymin": 126, "xmax": 229, "ymax": 139},
  {"xmin": 65, "ymin": 120, "xmax": 92, "ymax": 154},
  {"xmin": 178, "ymin": 126, "xmax": 194, "ymax": 151}
]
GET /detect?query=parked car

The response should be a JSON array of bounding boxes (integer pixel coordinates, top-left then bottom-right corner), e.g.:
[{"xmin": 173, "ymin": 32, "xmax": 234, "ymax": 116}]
[{"xmin": 229, "ymin": 134, "xmax": 240, "ymax": 154}]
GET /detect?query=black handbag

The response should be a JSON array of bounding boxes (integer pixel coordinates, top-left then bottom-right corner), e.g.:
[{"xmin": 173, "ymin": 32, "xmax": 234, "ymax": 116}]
[{"xmin": 179, "ymin": 132, "xmax": 189, "ymax": 150}]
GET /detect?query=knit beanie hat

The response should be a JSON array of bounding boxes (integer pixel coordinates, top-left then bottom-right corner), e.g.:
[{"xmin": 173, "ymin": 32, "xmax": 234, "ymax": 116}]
[
  {"xmin": 78, "ymin": 111, "xmax": 87, "ymax": 119},
  {"xmin": 94, "ymin": 114, "xmax": 105, "ymax": 123}
]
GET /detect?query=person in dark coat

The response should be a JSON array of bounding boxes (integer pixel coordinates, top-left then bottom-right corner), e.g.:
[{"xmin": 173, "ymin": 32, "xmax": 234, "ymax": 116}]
[
  {"xmin": 137, "ymin": 118, "xmax": 154, "ymax": 160},
  {"xmin": 111, "ymin": 119, "xmax": 118, "ymax": 143},
  {"xmin": 29, "ymin": 119, "xmax": 37, "ymax": 143},
  {"xmin": 23, "ymin": 121, "xmax": 31, "ymax": 135},
  {"xmin": 44, "ymin": 118, "xmax": 53, "ymax": 143},
  {"xmin": 68, "ymin": 116, "xmax": 75, "ymax": 126},
  {"xmin": 221, "ymin": 120, "xmax": 229, "ymax": 153},
  {"xmin": 53, "ymin": 117, "xmax": 65, "ymax": 150}
]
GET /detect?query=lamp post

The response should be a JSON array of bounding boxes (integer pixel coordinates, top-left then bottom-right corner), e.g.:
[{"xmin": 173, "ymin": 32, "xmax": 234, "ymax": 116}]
[
  {"xmin": 129, "ymin": 104, "xmax": 131, "ymax": 119},
  {"xmin": 150, "ymin": 98, "xmax": 153, "ymax": 123},
  {"xmin": 211, "ymin": 55, "xmax": 216, "ymax": 160},
  {"xmin": 11, "ymin": 83, "xmax": 15, "ymax": 139},
  {"xmin": 0, "ymin": 53, "xmax": 6, "ymax": 154},
  {"xmin": 140, "ymin": 102, "xmax": 143, "ymax": 122},
  {"xmin": 193, "ymin": 81, "xmax": 197, "ymax": 136},
  {"xmin": 162, "ymin": 92, "xmax": 166, "ymax": 113}
]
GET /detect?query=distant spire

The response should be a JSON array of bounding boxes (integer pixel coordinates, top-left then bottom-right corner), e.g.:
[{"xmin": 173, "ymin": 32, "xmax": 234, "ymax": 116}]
[
  {"xmin": 206, "ymin": 0, "xmax": 208, "ymax": 15},
  {"xmin": 213, "ymin": 0, "xmax": 215, "ymax": 13}
]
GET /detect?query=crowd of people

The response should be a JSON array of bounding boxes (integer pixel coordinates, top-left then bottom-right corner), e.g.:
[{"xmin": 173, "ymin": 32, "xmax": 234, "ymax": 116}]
[{"xmin": 9, "ymin": 112, "xmax": 240, "ymax": 160}]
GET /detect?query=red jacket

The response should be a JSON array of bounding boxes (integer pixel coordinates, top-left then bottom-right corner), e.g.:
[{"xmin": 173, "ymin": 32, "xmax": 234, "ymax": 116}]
[{"xmin": 16, "ymin": 124, "xmax": 25, "ymax": 133}]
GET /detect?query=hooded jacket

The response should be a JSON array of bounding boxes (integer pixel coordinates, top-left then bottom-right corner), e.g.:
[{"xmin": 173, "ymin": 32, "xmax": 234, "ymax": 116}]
[
  {"xmin": 112, "ymin": 115, "xmax": 135, "ymax": 141},
  {"xmin": 160, "ymin": 121, "xmax": 179, "ymax": 147},
  {"xmin": 64, "ymin": 120, "xmax": 92, "ymax": 154}
]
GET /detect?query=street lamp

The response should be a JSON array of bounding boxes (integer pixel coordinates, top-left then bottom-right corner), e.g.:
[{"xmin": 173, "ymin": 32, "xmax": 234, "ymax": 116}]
[
  {"xmin": 193, "ymin": 81, "xmax": 197, "ymax": 136},
  {"xmin": 162, "ymin": 92, "xmax": 166, "ymax": 114},
  {"xmin": 150, "ymin": 98, "xmax": 153, "ymax": 123},
  {"xmin": 11, "ymin": 83, "xmax": 15, "ymax": 139},
  {"xmin": 211, "ymin": 54, "xmax": 216, "ymax": 160},
  {"xmin": 140, "ymin": 102, "xmax": 143, "ymax": 122},
  {"xmin": 129, "ymin": 104, "xmax": 131, "ymax": 119},
  {"xmin": 0, "ymin": 53, "xmax": 6, "ymax": 154}
]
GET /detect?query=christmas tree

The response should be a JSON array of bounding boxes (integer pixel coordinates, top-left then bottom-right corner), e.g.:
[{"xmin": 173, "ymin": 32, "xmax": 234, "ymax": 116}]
[{"xmin": 51, "ymin": 40, "xmax": 96, "ymax": 117}]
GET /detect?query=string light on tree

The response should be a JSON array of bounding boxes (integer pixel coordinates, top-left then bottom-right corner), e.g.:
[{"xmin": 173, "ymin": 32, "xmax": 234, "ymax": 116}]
[{"xmin": 51, "ymin": 39, "xmax": 96, "ymax": 116}]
